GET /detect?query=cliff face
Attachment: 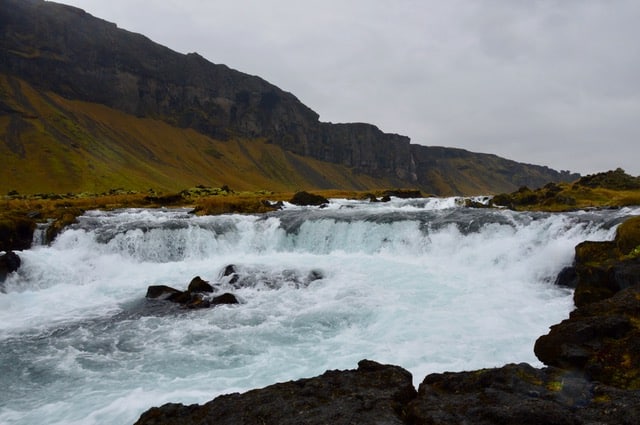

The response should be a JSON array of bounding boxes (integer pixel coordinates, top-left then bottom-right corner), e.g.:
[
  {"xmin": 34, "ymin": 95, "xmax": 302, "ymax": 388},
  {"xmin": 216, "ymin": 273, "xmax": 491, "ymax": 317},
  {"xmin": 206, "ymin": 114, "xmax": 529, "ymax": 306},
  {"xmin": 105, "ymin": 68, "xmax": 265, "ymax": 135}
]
[{"xmin": 0, "ymin": 0, "xmax": 578, "ymax": 194}]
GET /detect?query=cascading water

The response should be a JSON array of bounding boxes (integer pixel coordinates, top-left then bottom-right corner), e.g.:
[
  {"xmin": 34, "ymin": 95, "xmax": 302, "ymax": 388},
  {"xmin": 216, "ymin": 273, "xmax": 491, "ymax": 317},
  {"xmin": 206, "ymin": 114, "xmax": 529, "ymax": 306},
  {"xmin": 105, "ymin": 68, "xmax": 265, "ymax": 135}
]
[{"xmin": 1, "ymin": 198, "xmax": 638, "ymax": 425}]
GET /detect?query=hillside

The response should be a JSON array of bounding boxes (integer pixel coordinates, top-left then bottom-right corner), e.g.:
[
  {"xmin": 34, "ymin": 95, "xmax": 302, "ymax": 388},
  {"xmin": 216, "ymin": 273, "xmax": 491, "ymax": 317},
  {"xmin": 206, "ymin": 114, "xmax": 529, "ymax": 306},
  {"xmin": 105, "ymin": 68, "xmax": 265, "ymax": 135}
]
[{"xmin": 0, "ymin": 0, "xmax": 579, "ymax": 195}]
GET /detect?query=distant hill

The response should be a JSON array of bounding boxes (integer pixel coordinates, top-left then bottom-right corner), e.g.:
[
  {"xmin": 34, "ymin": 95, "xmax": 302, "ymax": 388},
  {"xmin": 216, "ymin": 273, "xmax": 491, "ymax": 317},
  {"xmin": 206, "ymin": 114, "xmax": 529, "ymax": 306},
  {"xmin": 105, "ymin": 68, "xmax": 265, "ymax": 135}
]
[{"xmin": 0, "ymin": 0, "xmax": 579, "ymax": 195}]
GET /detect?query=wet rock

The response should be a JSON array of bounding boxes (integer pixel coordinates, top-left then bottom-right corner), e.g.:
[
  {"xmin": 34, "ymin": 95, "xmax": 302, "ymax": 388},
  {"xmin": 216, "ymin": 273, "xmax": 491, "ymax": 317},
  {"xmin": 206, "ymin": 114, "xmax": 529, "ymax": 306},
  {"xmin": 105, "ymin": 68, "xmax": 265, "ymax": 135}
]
[
  {"xmin": 222, "ymin": 264, "xmax": 237, "ymax": 277},
  {"xmin": 406, "ymin": 363, "xmax": 640, "ymax": 425},
  {"xmin": 187, "ymin": 276, "xmax": 213, "ymax": 293},
  {"xmin": 554, "ymin": 265, "xmax": 578, "ymax": 288},
  {"xmin": 146, "ymin": 285, "xmax": 182, "ymax": 300},
  {"xmin": 219, "ymin": 264, "xmax": 239, "ymax": 285},
  {"xmin": 135, "ymin": 360, "xmax": 640, "ymax": 425},
  {"xmin": 0, "ymin": 251, "xmax": 21, "ymax": 282},
  {"xmin": 570, "ymin": 216, "xmax": 640, "ymax": 307},
  {"xmin": 211, "ymin": 293, "xmax": 238, "ymax": 305},
  {"xmin": 184, "ymin": 293, "xmax": 211, "ymax": 309},
  {"xmin": 535, "ymin": 285, "xmax": 640, "ymax": 389},
  {"xmin": 0, "ymin": 216, "xmax": 36, "ymax": 251},
  {"xmin": 382, "ymin": 189, "xmax": 422, "ymax": 199},
  {"xmin": 289, "ymin": 191, "xmax": 329, "ymax": 206},
  {"xmin": 146, "ymin": 277, "xmax": 237, "ymax": 310},
  {"xmin": 615, "ymin": 215, "xmax": 640, "ymax": 254},
  {"xmin": 261, "ymin": 199, "xmax": 284, "ymax": 210},
  {"xmin": 134, "ymin": 360, "xmax": 416, "ymax": 425},
  {"xmin": 307, "ymin": 269, "xmax": 324, "ymax": 282}
]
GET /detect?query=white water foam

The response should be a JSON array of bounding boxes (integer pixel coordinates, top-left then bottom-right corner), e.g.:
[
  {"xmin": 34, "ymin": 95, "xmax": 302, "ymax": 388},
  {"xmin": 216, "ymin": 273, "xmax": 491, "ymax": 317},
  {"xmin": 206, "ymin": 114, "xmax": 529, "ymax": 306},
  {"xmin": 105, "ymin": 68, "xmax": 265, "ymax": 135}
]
[{"xmin": 0, "ymin": 200, "xmax": 637, "ymax": 425}]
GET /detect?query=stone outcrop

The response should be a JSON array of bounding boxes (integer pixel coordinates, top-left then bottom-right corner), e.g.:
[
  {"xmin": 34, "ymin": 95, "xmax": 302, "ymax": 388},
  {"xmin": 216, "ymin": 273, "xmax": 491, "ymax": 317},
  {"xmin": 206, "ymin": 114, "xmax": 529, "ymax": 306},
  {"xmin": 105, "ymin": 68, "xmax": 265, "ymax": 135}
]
[
  {"xmin": 406, "ymin": 363, "xmax": 640, "ymax": 425},
  {"xmin": 134, "ymin": 360, "xmax": 416, "ymax": 425},
  {"xmin": 534, "ymin": 215, "xmax": 640, "ymax": 390},
  {"xmin": 134, "ymin": 361, "xmax": 640, "ymax": 425},
  {"xmin": 571, "ymin": 216, "xmax": 640, "ymax": 308},
  {"xmin": 0, "ymin": 250, "xmax": 21, "ymax": 282},
  {"xmin": 289, "ymin": 191, "xmax": 329, "ymax": 206},
  {"xmin": 535, "ymin": 285, "xmax": 640, "ymax": 389},
  {"xmin": 146, "ymin": 276, "xmax": 239, "ymax": 310},
  {"xmin": 0, "ymin": 215, "xmax": 36, "ymax": 251}
]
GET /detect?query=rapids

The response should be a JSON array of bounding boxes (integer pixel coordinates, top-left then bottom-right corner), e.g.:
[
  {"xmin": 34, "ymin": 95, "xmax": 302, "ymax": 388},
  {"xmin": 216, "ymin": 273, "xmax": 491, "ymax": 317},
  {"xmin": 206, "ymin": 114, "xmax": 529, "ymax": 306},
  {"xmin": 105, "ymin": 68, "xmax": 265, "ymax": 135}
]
[{"xmin": 1, "ymin": 197, "xmax": 638, "ymax": 425}]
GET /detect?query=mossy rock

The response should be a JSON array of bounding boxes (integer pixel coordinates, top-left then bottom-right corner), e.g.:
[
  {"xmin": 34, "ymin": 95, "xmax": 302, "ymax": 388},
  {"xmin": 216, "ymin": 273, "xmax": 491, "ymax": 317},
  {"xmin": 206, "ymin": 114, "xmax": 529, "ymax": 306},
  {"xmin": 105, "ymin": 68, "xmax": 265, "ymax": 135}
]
[
  {"xmin": 575, "ymin": 241, "xmax": 620, "ymax": 266},
  {"xmin": 616, "ymin": 216, "xmax": 640, "ymax": 255},
  {"xmin": 572, "ymin": 217, "xmax": 640, "ymax": 308},
  {"xmin": 0, "ymin": 216, "xmax": 36, "ymax": 251},
  {"xmin": 536, "ymin": 285, "xmax": 640, "ymax": 390},
  {"xmin": 490, "ymin": 193, "xmax": 514, "ymax": 208},
  {"xmin": 575, "ymin": 168, "xmax": 640, "ymax": 190},
  {"xmin": 46, "ymin": 207, "xmax": 85, "ymax": 243},
  {"xmin": 289, "ymin": 191, "xmax": 328, "ymax": 206}
]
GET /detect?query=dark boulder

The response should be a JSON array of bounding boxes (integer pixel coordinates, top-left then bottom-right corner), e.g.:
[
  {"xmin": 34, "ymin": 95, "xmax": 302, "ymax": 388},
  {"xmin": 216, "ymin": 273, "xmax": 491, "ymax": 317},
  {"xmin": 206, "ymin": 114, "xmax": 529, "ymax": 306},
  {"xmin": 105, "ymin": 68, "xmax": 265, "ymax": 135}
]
[
  {"xmin": 211, "ymin": 293, "xmax": 239, "ymax": 305},
  {"xmin": 570, "ymin": 216, "xmax": 640, "ymax": 308},
  {"xmin": 146, "ymin": 285, "xmax": 182, "ymax": 300},
  {"xmin": 535, "ymin": 285, "xmax": 640, "ymax": 389},
  {"xmin": 134, "ymin": 360, "xmax": 416, "ymax": 425},
  {"xmin": 0, "ymin": 216, "xmax": 36, "ymax": 251},
  {"xmin": 187, "ymin": 276, "xmax": 213, "ymax": 293},
  {"xmin": 615, "ymin": 215, "xmax": 640, "ymax": 254},
  {"xmin": 0, "ymin": 251, "xmax": 21, "ymax": 282},
  {"xmin": 146, "ymin": 277, "xmax": 237, "ymax": 310},
  {"xmin": 554, "ymin": 265, "xmax": 578, "ymax": 288},
  {"xmin": 574, "ymin": 253, "xmax": 640, "ymax": 308},
  {"xmin": 382, "ymin": 189, "xmax": 423, "ymax": 199},
  {"xmin": 406, "ymin": 363, "xmax": 640, "ymax": 425},
  {"xmin": 134, "ymin": 360, "xmax": 640, "ymax": 425},
  {"xmin": 222, "ymin": 264, "xmax": 237, "ymax": 277},
  {"xmin": 307, "ymin": 269, "xmax": 324, "ymax": 282},
  {"xmin": 219, "ymin": 264, "xmax": 240, "ymax": 285},
  {"xmin": 289, "ymin": 191, "xmax": 329, "ymax": 206}
]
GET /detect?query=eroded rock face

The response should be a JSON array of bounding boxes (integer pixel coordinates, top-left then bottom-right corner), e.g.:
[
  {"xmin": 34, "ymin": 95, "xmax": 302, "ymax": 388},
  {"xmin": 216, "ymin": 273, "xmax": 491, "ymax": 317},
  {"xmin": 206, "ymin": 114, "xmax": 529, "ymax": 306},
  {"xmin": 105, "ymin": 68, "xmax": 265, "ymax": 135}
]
[
  {"xmin": 134, "ymin": 360, "xmax": 416, "ymax": 425},
  {"xmin": 0, "ymin": 251, "xmax": 21, "ymax": 282},
  {"xmin": 134, "ymin": 360, "xmax": 640, "ymax": 425},
  {"xmin": 0, "ymin": 216, "xmax": 35, "ymax": 251},
  {"xmin": 187, "ymin": 276, "xmax": 214, "ymax": 293},
  {"xmin": 406, "ymin": 363, "xmax": 640, "ymax": 425},
  {"xmin": 571, "ymin": 216, "xmax": 640, "ymax": 308},
  {"xmin": 535, "ymin": 285, "xmax": 640, "ymax": 389},
  {"xmin": 536, "ymin": 216, "xmax": 640, "ymax": 389}
]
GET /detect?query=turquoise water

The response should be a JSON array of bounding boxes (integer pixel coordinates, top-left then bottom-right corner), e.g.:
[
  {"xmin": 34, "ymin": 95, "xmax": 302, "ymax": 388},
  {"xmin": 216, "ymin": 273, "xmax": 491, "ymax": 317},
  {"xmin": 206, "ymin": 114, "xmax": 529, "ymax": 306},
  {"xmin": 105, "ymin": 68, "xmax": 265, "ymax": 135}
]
[{"xmin": 1, "ymin": 199, "xmax": 636, "ymax": 425}]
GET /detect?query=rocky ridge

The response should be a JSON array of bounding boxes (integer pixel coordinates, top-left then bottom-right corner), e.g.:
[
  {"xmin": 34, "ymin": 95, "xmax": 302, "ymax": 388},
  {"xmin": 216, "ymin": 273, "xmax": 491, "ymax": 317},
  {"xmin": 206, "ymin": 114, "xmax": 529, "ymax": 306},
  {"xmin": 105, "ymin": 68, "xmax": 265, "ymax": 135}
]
[
  {"xmin": 135, "ymin": 215, "xmax": 640, "ymax": 424},
  {"xmin": 1, "ymin": 0, "xmax": 578, "ymax": 195}
]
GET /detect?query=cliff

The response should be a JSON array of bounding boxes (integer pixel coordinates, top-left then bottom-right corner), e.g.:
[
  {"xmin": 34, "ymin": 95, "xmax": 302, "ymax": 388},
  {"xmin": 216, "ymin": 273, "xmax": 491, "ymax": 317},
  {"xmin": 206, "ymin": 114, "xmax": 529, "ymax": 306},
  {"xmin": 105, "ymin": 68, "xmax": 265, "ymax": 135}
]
[{"xmin": 1, "ymin": 0, "xmax": 579, "ymax": 195}]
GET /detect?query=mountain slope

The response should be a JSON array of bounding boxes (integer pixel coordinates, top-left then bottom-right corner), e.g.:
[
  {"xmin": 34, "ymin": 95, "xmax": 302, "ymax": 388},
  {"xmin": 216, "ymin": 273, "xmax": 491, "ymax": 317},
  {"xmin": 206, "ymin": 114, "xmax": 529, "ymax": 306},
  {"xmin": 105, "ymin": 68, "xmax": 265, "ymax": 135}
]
[
  {"xmin": 1, "ymin": 75, "xmax": 405, "ymax": 193},
  {"xmin": 0, "ymin": 0, "xmax": 579, "ymax": 195}
]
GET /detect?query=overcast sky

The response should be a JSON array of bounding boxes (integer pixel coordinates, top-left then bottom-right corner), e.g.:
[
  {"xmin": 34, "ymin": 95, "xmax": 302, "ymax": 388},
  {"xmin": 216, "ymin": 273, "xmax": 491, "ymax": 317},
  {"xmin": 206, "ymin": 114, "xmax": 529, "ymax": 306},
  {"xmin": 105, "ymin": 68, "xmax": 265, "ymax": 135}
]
[{"xmin": 62, "ymin": 0, "xmax": 640, "ymax": 176}]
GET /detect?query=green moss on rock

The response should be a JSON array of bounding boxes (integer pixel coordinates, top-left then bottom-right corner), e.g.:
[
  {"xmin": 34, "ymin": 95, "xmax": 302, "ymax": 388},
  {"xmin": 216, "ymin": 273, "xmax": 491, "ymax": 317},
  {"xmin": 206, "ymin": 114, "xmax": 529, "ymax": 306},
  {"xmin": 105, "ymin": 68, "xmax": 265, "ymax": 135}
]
[
  {"xmin": 0, "ymin": 215, "xmax": 36, "ymax": 251},
  {"xmin": 616, "ymin": 216, "xmax": 640, "ymax": 255}
]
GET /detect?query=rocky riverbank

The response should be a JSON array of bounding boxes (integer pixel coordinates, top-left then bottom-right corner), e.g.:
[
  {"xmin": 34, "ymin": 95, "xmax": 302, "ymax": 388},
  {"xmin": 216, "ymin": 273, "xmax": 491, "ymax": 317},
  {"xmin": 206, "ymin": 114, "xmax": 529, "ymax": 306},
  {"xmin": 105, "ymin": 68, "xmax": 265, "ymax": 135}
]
[{"xmin": 134, "ymin": 216, "xmax": 640, "ymax": 425}]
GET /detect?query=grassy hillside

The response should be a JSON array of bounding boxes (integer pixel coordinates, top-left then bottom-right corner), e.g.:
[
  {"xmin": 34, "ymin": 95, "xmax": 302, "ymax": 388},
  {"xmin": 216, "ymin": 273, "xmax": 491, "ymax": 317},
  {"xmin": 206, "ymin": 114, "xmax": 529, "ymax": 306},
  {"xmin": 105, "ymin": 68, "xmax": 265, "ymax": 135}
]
[
  {"xmin": 1, "ymin": 75, "xmax": 405, "ymax": 195},
  {"xmin": 491, "ymin": 169, "xmax": 640, "ymax": 211}
]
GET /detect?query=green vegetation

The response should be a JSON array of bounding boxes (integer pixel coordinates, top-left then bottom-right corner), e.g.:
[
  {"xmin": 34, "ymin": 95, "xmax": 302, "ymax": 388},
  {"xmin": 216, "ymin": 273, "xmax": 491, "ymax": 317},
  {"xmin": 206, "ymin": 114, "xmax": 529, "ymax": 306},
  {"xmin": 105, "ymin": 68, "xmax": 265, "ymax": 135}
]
[
  {"xmin": 0, "ymin": 76, "xmax": 419, "ymax": 195},
  {"xmin": 491, "ymin": 169, "xmax": 640, "ymax": 211},
  {"xmin": 0, "ymin": 187, "xmax": 428, "ymax": 250}
]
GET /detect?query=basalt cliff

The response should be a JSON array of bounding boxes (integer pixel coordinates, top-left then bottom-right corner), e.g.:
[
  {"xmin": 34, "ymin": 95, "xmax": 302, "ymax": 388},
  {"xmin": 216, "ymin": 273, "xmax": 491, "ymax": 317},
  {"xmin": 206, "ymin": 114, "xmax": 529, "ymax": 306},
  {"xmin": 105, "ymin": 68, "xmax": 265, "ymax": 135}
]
[{"xmin": 1, "ymin": 0, "xmax": 578, "ymax": 195}]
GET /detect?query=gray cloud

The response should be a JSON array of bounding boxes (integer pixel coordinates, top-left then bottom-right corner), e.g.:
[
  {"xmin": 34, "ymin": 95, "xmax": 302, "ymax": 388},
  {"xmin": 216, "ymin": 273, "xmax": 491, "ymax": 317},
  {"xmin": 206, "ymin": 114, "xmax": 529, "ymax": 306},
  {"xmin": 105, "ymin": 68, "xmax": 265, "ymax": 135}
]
[{"xmin": 64, "ymin": 0, "xmax": 640, "ymax": 175}]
